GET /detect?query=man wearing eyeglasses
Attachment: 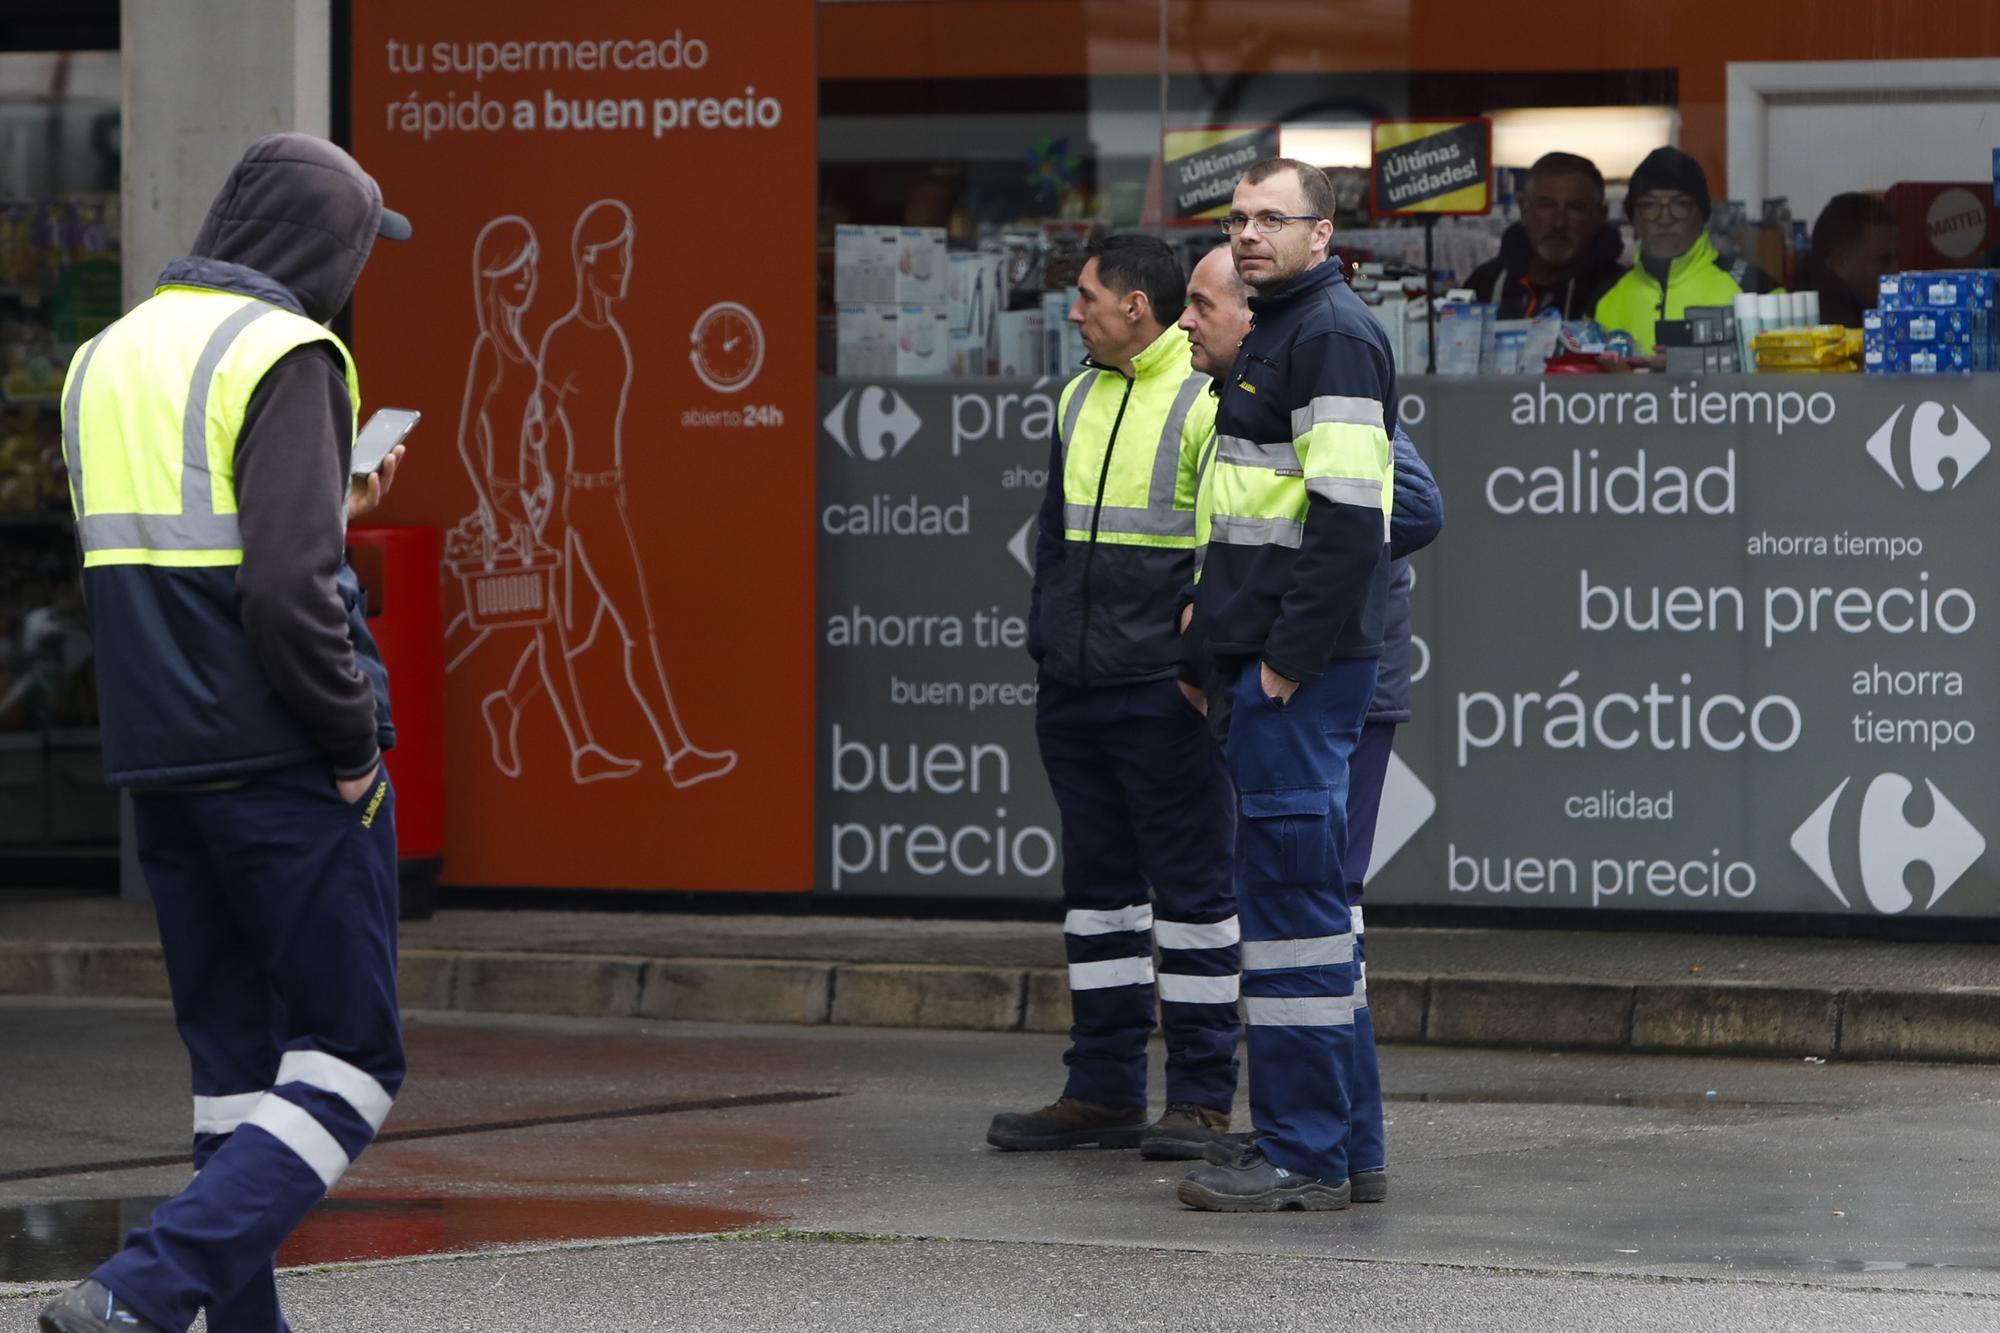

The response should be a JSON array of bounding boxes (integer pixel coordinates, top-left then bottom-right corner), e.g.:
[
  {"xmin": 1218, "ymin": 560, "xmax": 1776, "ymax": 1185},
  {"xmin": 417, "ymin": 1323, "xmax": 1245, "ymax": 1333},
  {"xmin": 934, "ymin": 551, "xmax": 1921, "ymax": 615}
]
[
  {"xmin": 1172, "ymin": 158, "xmax": 1397, "ymax": 1214},
  {"xmin": 1465, "ymin": 152, "xmax": 1626, "ymax": 320},
  {"xmin": 1594, "ymin": 146, "xmax": 1779, "ymax": 352}
]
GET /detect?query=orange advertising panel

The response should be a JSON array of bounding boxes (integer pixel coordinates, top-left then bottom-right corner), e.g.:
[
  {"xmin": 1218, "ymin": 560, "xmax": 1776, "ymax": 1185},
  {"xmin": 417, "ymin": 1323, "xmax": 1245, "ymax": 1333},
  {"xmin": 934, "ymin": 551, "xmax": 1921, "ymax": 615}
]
[{"xmin": 350, "ymin": 2, "xmax": 816, "ymax": 891}]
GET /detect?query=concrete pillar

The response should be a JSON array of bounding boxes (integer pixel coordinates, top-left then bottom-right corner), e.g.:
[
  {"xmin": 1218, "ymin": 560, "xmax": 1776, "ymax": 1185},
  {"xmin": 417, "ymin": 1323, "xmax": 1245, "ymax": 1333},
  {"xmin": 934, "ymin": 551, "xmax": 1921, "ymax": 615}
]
[
  {"xmin": 115, "ymin": 0, "xmax": 331, "ymax": 899},
  {"xmin": 119, "ymin": 0, "xmax": 331, "ymax": 309}
]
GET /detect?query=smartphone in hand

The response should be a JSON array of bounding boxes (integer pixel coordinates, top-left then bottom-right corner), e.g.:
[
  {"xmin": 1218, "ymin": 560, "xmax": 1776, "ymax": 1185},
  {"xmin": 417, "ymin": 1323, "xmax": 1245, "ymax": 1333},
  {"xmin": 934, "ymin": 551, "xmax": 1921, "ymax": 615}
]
[{"xmin": 350, "ymin": 408, "xmax": 421, "ymax": 477}]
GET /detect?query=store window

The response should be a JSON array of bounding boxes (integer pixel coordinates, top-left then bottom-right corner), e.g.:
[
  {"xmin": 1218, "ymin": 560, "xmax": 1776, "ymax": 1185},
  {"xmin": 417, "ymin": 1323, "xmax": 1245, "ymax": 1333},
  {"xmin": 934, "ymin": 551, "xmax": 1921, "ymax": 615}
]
[
  {"xmin": 817, "ymin": 2, "xmax": 2000, "ymax": 382},
  {"xmin": 0, "ymin": 47, "xmax": 121, "ymax": 849}
]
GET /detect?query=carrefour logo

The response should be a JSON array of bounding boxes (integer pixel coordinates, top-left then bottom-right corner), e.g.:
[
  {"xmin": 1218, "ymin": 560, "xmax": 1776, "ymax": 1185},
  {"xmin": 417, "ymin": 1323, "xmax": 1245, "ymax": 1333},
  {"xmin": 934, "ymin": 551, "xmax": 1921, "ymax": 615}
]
[
  {"xmin": 1790, "ymin": 773, "xmax": 1986, "ymax": 914},
  {"xmin": 1865, "ymin": 402, "xmax": 1989, "ymax": 491},
  {"xmin": 823, "ymin": 387, "xmax": 922, "ymax": 461}
]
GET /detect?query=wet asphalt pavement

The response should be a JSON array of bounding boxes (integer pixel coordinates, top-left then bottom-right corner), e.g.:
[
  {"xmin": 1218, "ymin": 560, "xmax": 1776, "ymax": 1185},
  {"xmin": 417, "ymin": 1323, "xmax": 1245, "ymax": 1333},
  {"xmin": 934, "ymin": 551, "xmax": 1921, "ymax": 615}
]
[{"xmin": 5, "ymin": 997, "xmax": 2000, "ymax": 1330}]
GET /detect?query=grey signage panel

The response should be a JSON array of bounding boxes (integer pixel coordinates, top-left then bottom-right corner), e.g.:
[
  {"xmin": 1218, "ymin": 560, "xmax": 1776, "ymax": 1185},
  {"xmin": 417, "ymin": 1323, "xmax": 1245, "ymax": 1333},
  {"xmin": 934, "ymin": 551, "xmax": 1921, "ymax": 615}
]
[
  {"xmin": 815, "ymin": 378, "xmax": 1065, "ymax": 899},
  {"xmin": 819, "ymin": 374, "xmax": 2000, "ymax": 920},
  {"xmin": 1380, "ymin": 375, "xmax": 2000, "ymax": 921}
]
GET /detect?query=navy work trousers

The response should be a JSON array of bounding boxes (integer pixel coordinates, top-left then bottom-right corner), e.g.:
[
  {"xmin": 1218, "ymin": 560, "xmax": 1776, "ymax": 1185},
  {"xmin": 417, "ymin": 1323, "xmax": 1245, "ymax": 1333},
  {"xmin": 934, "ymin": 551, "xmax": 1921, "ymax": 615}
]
[
  {"xmin": 98, "ymin": 762, "xmax": 404, "ymax": 1333},
  {"xmin": 1221, "ymin": 656, "xmax": 1378, "ymax": 1183},
  {"xmin": 1036, "ymin": 675, "xmax": 1240, "ymax": 1112},
  {"xmin": 1341, "ymin": 720, "xmax": 1397, "ymax": 1176}
]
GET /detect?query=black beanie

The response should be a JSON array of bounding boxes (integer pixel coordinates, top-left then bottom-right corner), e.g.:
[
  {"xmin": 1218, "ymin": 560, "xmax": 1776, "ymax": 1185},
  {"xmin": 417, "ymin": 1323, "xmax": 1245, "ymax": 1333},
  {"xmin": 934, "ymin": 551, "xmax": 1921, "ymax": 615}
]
[{"xmin": 1626, "ymin": 146, "xmax": 1711, "ymax": 220}]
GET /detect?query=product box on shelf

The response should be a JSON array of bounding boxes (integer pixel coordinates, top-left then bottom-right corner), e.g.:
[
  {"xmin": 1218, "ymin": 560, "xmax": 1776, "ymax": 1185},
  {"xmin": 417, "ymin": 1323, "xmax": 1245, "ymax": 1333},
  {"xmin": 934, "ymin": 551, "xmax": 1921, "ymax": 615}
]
[
  {"xmin": 894, "ymin": 303, "xmax": 950, "ymax": 376},
  {"xmin": 835, "ymin": 304, "xmax": 950, "ymax": 377},
  {"xmin": 996, "ymin": 309, "xmax": 1045, "ymax": 378},
  {"xmin": 1880, "ymin": 269, "xmax": 2000, "ymax": 311},
  {"xmin": 1040, "ymin": 290, "xmax": 1085, "ymax": 376},
  {"xmin": 1433, "ymin": 302, "xmax": 1492, "ymax": 375},
  {"xmin": 895, "ymin": 227, "xmax": 947, "ymax": 305},
  {"xmin": 835, "ymin": 225, "xmax": 899, "ymax": 305},
  {"xmin": 948, "ymin": 328, "xmax": 988, "ymax": 376},
  {"xmin": 836, "ymin": 302, "xmax": 897, "ymax": 378},
  {"xmin": 1873, "ymin": 307, "xmax": 1992, "ymax": 344},
  {"xmin": 1864, "ymin": 336, "xmax": 1988, "ymax": 374},
  {"xmin": 946, "ymin": 252, "xmax": 1008, "ymax": 335}
]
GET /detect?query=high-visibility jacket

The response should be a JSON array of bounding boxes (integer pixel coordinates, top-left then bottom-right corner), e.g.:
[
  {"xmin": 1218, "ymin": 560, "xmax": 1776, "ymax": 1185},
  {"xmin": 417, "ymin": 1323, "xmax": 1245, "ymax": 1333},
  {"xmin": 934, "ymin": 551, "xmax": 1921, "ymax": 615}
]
[
  {"xmin": 62, "ymin": 283, "xmax": 362, "ymax": 785},
  {"xmin": 1593, "ymin": 230, "xmax": 1780, "ymax": 352},
  {"xmin": 1026, "ymin": 324, "xmax": 1217, "ymax": 688},
  {"xmin": 1185, "ymin": 259, "xmax": 1395, "ymax": 685}
]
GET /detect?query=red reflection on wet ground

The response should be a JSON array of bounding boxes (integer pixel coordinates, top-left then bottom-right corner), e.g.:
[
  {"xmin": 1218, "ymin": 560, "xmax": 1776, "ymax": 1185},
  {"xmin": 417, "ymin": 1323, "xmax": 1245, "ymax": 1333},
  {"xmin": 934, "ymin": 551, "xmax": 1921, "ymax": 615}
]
[{"xmin": 277, "ymin": 1195, "xmax": 770, "ymax": 1266}]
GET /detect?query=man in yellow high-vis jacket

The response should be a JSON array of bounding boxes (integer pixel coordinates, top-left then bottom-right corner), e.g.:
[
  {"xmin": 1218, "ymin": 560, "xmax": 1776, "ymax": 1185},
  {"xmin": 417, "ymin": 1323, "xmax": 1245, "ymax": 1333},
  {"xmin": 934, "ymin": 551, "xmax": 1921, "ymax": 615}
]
[
  {"xmin": 987, "ymin": 235, "xmax": 1242, "ymax": 1163},
  {"xmin": 41, "ymin": 134, "xmax": 412, "ymax": 1333}
]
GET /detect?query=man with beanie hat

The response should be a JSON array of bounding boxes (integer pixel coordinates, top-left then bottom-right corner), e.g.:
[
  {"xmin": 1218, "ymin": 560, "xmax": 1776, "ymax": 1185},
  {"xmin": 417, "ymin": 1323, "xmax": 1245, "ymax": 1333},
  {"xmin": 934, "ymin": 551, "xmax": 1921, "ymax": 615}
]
[
  {"xmin": 41, "ymin": 133, "xmax": 412, "ymax": 1333},
  {"xmin": 1594, "ymin": 145, "xmax": 1778, "ymax": 352}
]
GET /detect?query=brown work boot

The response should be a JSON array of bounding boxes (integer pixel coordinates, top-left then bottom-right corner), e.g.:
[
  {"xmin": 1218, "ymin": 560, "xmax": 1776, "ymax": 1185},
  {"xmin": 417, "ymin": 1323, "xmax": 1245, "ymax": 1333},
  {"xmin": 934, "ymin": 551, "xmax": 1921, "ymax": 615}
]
[
  {"xmin": 987, "ymin": 1096, "xmax": 1147, "ymax": 1151},
  {"xmin": 1139, "ymin": 1102, "xmax": 1232, "ymax": 1160}
]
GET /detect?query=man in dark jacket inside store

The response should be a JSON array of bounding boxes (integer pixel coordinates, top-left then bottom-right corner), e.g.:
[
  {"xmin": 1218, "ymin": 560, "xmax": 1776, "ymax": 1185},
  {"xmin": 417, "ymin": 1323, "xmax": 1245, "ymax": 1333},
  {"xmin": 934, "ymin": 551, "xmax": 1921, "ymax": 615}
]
[
  {"xmin": 1464, "ymin": 152, "xmax": 1626, "ymax": 320},
  {"xmin": 1797, "ymin": 192, "xmax": 1898, "ymax": 330},
  {"xmin": 42, "ymin": 133, "xmax": 410, "ymax": 1333}
]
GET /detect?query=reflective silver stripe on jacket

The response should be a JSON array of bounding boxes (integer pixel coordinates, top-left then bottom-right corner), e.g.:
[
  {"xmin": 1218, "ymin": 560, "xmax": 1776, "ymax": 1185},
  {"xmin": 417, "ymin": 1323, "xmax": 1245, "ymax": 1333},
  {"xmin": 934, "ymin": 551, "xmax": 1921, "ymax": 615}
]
[
  {"xmin": 1289, "ymin": 394, "xmax": 1385, "ymax": 438},
  {"xmin": 1214, "ymin": 433, "xmax": 1300, "ymax": 473},
  {"xmin": 1208, "ymin": 514, "xmax": 1304, "ymax": 548},
  {"xmin": 1057, "ymin": 369, "xmax": 1100, "ymax": 461},
  {"xmin": 70, "ymin": 300, "xmax": 280, "ymax": 554}
]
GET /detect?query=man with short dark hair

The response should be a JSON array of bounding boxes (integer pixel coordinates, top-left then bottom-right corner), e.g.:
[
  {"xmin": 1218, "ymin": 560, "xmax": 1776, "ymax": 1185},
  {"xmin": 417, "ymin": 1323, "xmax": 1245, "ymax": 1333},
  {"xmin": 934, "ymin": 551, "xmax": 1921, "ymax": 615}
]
[
  {"xmin": 1173, "ymin": 158, "xmax": 1399, "ymax": 1213},
  {"xmin": 1799, "ymin": 192, "xmax": 1898, "ymax": 329},
  {"xmin": 989, "ymin": 233, "xmax": 1240, "ymax": 1162},
  {"xmin": 1465, "ymin": 152, "xmax": 1625, "ymax": 319},
  {"xmin": 1595, "ymin": 146, "xmax": 1779, "ymax": 351}
]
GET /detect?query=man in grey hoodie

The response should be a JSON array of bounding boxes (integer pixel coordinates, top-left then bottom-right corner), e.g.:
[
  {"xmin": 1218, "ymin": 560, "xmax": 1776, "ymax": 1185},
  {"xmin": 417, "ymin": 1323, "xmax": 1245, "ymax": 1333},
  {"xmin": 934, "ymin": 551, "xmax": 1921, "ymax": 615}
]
[{"xmin": 43, "ymin": 133, "xmax": 411, "ymax": 1333}]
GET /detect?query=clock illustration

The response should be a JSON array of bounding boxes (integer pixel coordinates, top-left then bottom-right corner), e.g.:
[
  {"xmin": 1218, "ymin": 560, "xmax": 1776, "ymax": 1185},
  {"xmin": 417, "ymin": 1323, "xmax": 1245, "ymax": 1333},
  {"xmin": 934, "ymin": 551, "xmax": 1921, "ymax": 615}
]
[{"xmin": 689, "ymin": 301, "xmax": 765, "ymax": 394}]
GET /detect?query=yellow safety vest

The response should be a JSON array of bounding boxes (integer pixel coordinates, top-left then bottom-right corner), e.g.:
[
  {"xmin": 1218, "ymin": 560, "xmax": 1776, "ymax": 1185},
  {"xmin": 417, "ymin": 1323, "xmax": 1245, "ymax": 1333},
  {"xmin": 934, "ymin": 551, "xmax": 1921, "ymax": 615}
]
[
  {"xmin": 1055, "ymin": 325, "xmax": 1215, "ymax": 551},
  {"xmin": 62, "ymin": 285, "xmax": 360, "ymax": 568}
]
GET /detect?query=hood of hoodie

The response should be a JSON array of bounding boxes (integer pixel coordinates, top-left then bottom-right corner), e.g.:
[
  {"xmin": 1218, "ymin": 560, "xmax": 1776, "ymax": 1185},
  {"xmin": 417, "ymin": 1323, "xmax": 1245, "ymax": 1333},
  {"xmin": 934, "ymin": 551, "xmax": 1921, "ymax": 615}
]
[
  {"xmin": 1494, "ymin": 219, "xmax": 1626, "ymax": 283},
  {"xmin": 189, "ymin": 134, "xmax": 393, "ymax": 323}
]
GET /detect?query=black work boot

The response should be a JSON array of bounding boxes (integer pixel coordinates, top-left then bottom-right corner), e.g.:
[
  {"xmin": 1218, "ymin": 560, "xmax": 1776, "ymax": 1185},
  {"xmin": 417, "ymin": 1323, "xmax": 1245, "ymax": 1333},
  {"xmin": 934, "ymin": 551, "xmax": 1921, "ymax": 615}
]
[
  {"xmin": 1202, "ymin": 1132, "xmax": 1388, "ymax": 1202},
  {"xmin": 39, "ymin": 1280, "xmax": 162, "ymax": 1333},
  {"xmin": 1139, "ymin": 1103, "xmax": 1231, "ymax": 1160},
  {"xmin": 1178, "ymin": 1147, "xmax": 1351, "ymax": 1212},
  {"xmin": 987, "ymin": 1096, "xmax": 1147, "ymax": 1151}
]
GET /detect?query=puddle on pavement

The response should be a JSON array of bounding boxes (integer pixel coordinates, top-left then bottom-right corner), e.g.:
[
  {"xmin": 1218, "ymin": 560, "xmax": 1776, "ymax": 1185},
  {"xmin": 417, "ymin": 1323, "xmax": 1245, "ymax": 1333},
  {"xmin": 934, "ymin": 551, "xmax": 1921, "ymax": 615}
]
[
  {"xmin": 0, "ymin": 1194, "xmax": 770, "ymax": 1282},
  {"xmin": 1386, "ymin": 1090, "xmax": 1769, "ymax": 1112},
  {"xmin": 1778, "ymin": 1257, "xmax": 2000, "ymax": 1275}
]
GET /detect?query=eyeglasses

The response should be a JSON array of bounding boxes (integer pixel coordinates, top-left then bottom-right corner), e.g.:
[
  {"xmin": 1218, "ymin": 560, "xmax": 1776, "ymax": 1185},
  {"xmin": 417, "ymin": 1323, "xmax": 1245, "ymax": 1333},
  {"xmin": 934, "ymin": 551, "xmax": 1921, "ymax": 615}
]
[
  {"xmin": 1633, "ymin": 196, "xmax": 1699, "ymax": 222},
  {"xmin": 1218, "ymin": 212, "xmax": 1323, "ymax": 236}
]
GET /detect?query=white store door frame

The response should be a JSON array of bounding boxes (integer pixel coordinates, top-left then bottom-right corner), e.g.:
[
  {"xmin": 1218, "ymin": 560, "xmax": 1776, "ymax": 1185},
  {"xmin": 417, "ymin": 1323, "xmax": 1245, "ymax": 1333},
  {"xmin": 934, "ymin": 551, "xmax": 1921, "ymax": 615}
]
[{"xmin": 1727, "ymin": 58, "xmax": 2000, "ymax": 216}]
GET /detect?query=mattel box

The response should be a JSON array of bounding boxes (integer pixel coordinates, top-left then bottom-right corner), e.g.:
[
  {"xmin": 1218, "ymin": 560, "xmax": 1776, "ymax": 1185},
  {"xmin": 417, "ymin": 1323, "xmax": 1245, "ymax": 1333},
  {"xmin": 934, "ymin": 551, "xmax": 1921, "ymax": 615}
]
[{"xmin": 1884, "ymin": 183, "xmax": 2000, "ymax": 273}]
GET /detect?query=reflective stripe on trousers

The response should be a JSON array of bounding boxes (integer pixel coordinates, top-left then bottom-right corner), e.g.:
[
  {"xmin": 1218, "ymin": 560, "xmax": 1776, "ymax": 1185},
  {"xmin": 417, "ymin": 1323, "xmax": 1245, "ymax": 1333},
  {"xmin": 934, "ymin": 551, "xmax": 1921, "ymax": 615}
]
[{"xmin": 1224, "ymin": 655, "xmax": 1378, "ymax": 1182}]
